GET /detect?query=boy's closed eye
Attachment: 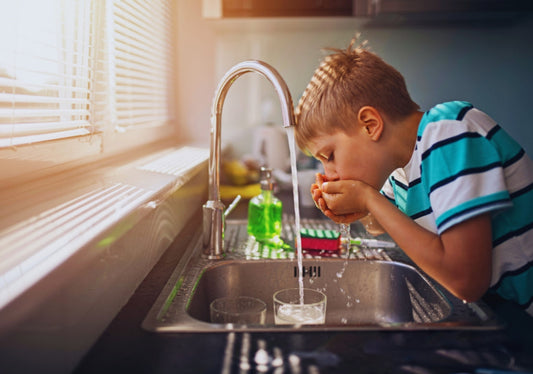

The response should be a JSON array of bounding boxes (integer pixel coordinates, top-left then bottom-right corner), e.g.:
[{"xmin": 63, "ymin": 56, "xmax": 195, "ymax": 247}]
[{"xmin": 317, "ymin": 152, "xmax": 334, "ymax": 162}]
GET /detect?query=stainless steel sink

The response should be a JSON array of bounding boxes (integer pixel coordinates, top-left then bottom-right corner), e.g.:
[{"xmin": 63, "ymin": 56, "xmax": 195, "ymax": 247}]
[
  {"xmin": 142, "ymin": 219, "xmax": 502, "ymax": 332},
  {"xmin": 187, "ymin": 259, "xmax": 450, "ymax": 326}
]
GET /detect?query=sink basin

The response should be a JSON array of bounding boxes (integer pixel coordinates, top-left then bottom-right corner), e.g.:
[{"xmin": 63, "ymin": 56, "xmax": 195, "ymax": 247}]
[
  {"xmin": 142, "ymin": 220, "xmax": 502, "ymax": 332},
  {"xmin": 187, "ymin": 259, "xmax": 449, "ymax": 326}
]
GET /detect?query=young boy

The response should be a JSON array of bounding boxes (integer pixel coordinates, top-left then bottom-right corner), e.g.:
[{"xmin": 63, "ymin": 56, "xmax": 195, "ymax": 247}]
[{"xmin": 295, "ymin": 38, "xmax": 533, "ymax": 317}]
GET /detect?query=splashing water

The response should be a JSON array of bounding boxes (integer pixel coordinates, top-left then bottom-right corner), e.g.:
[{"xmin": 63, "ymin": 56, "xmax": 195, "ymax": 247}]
[
  {"xmin": 339, "ymin": 223, "xmax": 351, "ymax": 254},
  {"xmin": 334, "ymin": 223, "xmax": 352, "ymax": 280},
  {"xmin": 286, "ymin": 127, "xmax": 304, "ymax": 303}
]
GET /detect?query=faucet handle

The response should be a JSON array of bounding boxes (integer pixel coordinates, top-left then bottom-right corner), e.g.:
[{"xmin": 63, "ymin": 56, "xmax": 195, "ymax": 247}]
[{"xmin": 224, "ymin": 195, "xmax": 242, "ymax": 218}]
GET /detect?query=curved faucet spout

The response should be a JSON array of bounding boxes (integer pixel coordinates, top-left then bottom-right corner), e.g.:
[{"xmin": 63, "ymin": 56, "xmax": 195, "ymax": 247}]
[
  {"xmin": 209, "ymin": 60, "xmax": 296, "ymax": 201},
  {"xmin": 203, "ymin": 60, "xmax": 296, "ymax": 259}
]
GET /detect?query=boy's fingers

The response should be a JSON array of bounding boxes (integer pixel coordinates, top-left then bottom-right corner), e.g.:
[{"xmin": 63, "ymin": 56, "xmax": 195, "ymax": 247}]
[
  {"xmin": 323, "ymin": 210, "xmax": 349, "ymax": 224},
  {"xmin": 313, "ymin": 196, "xmax": 321, "ymax": 209},
  {"xmin": 318, "ymin": 198, "xmax": 328, "ymax": 211},
  {"xmin": 321, "ymin": 182, "xmax": 340, "ymax": 194}
]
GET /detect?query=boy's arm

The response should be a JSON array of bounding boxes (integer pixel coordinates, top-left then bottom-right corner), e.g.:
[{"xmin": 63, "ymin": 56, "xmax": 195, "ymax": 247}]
[
  {"xmin": 359, "ymin": 213, "xmax": 385, "ymax": 236},
  {"xmin": 322, "ymin": 180, "xmax": 493, "ymax": 302},
  {"xmin": 365, "ymin": 188, "xmax": 492, "ymax": 301}
]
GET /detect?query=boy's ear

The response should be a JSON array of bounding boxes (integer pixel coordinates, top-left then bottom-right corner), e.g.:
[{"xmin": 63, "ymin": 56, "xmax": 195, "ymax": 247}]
[{"xmin": 357, "ymin": 106, "xmax": 384, "ymax": 141}]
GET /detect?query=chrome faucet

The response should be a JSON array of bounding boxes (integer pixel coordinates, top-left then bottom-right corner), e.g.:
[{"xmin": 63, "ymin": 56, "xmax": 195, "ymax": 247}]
[{"xmin": 203, "ymin": 60, "xmax": 296, "ymax": 259}]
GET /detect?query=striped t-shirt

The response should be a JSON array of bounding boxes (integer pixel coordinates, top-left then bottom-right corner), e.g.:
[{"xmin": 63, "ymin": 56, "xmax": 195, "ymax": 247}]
[{"xmin": 381, "ymin": 101, "xmax": 533, "ymax": 315}]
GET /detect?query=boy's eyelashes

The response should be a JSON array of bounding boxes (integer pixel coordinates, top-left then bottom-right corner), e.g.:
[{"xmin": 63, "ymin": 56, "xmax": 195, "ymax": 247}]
[{"xmin": 317, "ymin": 152, "xmax": 334, "ymax": 162}]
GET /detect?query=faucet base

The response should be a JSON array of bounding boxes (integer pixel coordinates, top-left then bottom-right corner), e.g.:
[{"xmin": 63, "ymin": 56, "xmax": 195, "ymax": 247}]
[{"xmin": 202, "ymin": 200, "xmax": 225, "ymax": 258}]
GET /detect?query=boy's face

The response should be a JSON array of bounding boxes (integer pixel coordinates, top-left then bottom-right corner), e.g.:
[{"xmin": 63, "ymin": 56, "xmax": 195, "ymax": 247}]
[{"xmin": 307, "ymin": 129, "xmax": 389, "ymax": 190}]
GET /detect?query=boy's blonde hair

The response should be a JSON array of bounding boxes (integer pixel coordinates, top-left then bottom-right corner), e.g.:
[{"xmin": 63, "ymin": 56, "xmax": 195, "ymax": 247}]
[{"xmin": 295, "ymin": 37, "xmax": 419, "ymax": 151}]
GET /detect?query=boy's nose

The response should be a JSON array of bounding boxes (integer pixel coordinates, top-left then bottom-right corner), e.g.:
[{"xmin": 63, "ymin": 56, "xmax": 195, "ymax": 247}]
[{"xmin": 323, "ymin": 165, "xmax": 339, "ymax": 181}]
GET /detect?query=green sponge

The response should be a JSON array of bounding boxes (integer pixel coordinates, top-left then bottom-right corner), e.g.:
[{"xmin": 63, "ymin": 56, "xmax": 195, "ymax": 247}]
[{"xmin": 299, "ymin": 228, "xmax": 341, "ymax": 251}]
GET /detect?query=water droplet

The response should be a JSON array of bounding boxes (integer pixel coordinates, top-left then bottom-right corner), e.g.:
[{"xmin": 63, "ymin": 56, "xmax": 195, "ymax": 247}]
[
  {"xmin": 271, "ymin": 347, "xmax": 283, "ymax": 367},
  {"xmin": 288, "ymin": 354, "xmax": 300, "ymax": 367},
  {"xmin": 254, "ymin": 349, "xmax": 269, "ymax": 366}
]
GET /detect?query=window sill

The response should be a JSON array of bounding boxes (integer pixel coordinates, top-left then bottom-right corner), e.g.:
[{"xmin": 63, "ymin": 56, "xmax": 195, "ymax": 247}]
[{"xmin": 0, "ymin": 142, "xmax": 209, "ymax": 334}]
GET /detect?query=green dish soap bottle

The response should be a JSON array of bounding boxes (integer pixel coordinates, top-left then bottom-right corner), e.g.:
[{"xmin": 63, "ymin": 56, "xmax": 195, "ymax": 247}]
[{"xmin": 247, "ymin": 167, "xmax": 282, "ymax": 242}]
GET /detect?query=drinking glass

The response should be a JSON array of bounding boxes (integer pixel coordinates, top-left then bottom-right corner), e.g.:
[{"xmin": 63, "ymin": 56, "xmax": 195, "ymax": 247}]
[
  {"xmin": 210, "ymin": 296, "xmax": 266, "ymax": 325},
  {"xmin": 273, "ymin": 288, "xmax": 326, "ymax": 325}
]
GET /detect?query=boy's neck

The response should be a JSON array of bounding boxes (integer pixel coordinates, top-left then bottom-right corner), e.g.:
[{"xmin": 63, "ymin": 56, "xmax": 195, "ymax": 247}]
[{"xmin": 396, "ymin": 111, "xmax": 424, "ymax": 168}]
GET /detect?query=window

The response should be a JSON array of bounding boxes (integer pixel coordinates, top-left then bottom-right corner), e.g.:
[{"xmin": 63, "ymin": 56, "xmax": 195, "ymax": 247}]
[
  {"xmin": 0, "ymin": 0, "xmax": 93, "ymax": 147},
  {"xmin": 111, "ymin": 0, "xmax": 175, "ymax": 131},
  {"xmin": 0, "ymin": 0, "xmax": 187, "ymax": 315},
  {"xmin": 0, "ymin": 0, "xmax": 176, "ymax": 182}
]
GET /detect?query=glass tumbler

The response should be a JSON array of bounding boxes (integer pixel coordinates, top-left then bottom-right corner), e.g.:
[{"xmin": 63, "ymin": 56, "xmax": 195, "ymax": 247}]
[
  {"xmin": 210, "ymin": 296, "xmax": 266, "ymax": 325},
  {"xmin": 273, "ymin": 288, "xmax": 326, "ymax": 325}
]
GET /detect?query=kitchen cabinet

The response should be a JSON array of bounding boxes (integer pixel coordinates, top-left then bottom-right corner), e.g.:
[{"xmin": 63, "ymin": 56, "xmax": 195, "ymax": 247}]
[
  {"xmin": 203, "ymin": 0, "xmax": 353, "ymax": 18},
  {"xmin": 224, "ymin": 0, "xmax": 352, "ymax": 17},
  {"xmin": 203, "ymin": 0, "xmax": 532, "ymax": 19},
  {"xmin": 353, "ymin": 0, "xmax": 533, "ymax": 16}
]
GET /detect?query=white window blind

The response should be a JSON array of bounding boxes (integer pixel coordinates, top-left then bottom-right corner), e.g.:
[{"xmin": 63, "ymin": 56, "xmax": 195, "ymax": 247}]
[
  {"xmin": 111, "ymin": 0, "xmax": 175, "ymax": 131},
  {"xmin": 0, "ymin": 0, "xmax": 175, "ymax": 153},
  {"xmin": 0, "ymin": 0, "xmax": 95, "ymax": 148}
]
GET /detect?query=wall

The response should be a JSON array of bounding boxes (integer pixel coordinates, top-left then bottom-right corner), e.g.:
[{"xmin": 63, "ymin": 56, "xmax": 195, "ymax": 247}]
[{"xmin": 176, "ymin": 1, "xmax": 533, "ymax": 156}]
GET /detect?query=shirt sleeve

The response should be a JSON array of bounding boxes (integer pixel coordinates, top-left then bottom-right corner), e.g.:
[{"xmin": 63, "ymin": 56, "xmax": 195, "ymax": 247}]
[{"xmin": 419, "ymin": 118, "xmax": 512, "ymax": 234}]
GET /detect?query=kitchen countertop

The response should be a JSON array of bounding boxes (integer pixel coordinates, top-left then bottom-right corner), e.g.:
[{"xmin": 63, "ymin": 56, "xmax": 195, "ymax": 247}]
[{"xmin": 74, "ymin": 196, "xmax": 533, "ymax": 374}]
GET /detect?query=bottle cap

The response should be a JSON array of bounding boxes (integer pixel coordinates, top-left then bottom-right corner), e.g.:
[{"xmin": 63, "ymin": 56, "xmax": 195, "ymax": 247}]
[{"xmin": 260, "ymin": 167, "xmax": 273, "ymax": 191}]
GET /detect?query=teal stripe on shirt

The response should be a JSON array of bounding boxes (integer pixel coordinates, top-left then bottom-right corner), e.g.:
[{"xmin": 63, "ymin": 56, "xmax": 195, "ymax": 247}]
[
  {"xmin": 390, "ymin": 178, "xmax": 433, "ymax": 219},
  {"xmin": 403, "ymin": 182, "xmax": 432, "ymax": 219},
  {"xmin": 494, "ymin": 264, "xmax": 533, "ymax": 307},
  {"xmin": 391, "ymin": 178, "xmax": 408, "ymax": 209},
  {"xmin": 488, "ymin": 126, "xmax": 524, "ymax": 164},
  {"xmin": 435, "ymin": 191, "xmax": 511, "ymax": 229},
  {"xmin": 422, "ymin": 136, "xmax": 502, "ymax": 193},
  {"xmin": 418, "ymin": 101, "xmax": 473, "ymax": 135},
  {"xmin": 492, "ymin": 187, "xmax": 533, "ymax": 243}
]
